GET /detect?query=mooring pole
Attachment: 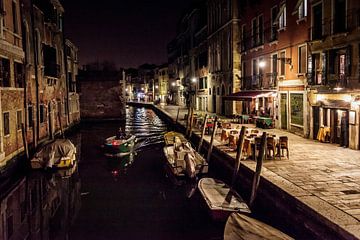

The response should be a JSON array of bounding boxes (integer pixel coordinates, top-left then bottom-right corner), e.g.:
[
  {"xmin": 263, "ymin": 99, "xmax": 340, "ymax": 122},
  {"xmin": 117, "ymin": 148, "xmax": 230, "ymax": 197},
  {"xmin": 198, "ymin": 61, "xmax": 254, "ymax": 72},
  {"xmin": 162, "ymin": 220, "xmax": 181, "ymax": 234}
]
[
  {"xmin": 197, "ymin": 114, "xmax": 208, "ymax": 152},
  {"xmin": 249, "ymin": 132, "xmax": 266, "ymax": 207},
  {"xmin": 206, "ymin": 117, "xmax": 218, "ymax": 163}
]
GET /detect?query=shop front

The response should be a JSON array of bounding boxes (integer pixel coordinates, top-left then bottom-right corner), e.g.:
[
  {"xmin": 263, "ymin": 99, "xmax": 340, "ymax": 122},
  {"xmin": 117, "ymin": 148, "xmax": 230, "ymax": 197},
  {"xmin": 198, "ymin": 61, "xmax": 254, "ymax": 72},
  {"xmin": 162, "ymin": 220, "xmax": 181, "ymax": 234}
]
[{"xmin": 309, "ymin": 91, "xmax": 360, "ymax": 149}]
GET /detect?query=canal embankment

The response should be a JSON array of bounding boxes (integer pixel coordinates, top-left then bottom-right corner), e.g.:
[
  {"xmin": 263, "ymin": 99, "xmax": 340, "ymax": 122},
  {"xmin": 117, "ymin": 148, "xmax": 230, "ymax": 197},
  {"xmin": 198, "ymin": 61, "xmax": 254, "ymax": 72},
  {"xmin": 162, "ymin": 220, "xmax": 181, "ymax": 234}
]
[{"xmin": 127, "ymin": 101, "xmax": 360, "ymax": 240}]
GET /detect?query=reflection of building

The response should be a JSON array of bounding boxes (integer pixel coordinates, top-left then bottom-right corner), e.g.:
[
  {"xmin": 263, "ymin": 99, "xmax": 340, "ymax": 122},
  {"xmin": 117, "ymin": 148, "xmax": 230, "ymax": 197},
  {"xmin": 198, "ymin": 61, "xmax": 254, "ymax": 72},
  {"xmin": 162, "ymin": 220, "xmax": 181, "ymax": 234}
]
[
  {"xmin": 307, "ymin": 0, "xmax": 360, "ymax": 149},
  {"xmin": 0, "ymin": 167, "xmax": 81, "ymax": 240}
]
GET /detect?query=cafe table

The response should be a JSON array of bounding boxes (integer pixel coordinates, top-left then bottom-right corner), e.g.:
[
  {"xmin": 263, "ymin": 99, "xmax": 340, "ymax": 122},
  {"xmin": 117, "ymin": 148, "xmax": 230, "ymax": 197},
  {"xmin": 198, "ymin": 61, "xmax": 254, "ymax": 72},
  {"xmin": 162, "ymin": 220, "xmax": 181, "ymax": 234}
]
[{"xmin": 256, "ymin": 117, "xmax": 273, "ymax": 129}]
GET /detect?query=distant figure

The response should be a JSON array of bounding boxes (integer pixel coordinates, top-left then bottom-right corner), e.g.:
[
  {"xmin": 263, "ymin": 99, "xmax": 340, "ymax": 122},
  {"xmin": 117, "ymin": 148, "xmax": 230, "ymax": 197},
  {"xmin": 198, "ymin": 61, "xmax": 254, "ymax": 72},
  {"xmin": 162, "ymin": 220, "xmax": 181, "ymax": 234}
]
[
  {"xmin": 116, "ymin": 127, "xmax": 127, "ymax": 140},
  {"xmin": 340, "ymin": 112, "xmax": 348, "ymax": 147}
]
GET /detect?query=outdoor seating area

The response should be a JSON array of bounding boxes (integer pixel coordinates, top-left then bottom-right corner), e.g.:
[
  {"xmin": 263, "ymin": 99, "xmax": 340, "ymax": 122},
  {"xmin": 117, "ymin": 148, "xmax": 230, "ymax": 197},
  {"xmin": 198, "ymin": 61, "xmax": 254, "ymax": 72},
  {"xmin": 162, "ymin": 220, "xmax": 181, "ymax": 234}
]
[{"xmin": 196, "ymin": 118, "xmax": 289, "ymax": 160}]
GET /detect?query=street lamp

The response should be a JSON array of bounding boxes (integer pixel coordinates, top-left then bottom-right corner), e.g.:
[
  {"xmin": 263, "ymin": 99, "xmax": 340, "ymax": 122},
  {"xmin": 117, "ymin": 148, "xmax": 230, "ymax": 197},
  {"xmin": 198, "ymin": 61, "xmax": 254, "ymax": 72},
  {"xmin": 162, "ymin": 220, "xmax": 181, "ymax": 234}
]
[{"xmin": 171, "ymin": 82, "xmax": 176, "ymax": 87}]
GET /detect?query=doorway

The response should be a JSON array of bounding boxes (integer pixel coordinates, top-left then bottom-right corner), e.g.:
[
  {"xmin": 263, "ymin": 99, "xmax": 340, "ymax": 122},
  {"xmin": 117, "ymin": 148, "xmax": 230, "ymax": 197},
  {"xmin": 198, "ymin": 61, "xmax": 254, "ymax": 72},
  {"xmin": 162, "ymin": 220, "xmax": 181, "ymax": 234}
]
[
  {"xmin": 280, "ymin": 93, "xmax": 288, "ymax": 130},
  {"xmin": 313, "ymin": 106, "xmax": 320, "ymax": 139},
  {"xmin": 212, "ymin": 86, "xmax": 216, "ymax": 113}
]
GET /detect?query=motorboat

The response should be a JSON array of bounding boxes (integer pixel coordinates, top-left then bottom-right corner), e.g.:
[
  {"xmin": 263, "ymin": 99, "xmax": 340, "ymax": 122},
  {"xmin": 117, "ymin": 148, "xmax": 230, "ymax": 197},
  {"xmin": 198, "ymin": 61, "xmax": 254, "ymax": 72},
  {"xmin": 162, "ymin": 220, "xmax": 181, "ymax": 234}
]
[
  {"xmin": 30, "ymin": 139, "xmax": 76, "ymax": 169},
  {"xmin": 163, "ymin": 132, "xmax": 208, "ymax": 179},
  {"xmin": 224, "ymin": 213, "xmax": 293, "ymax": 240},
  {"xmin": 103, "ymin": 134, "xmax": 136, "ymax": 157}
]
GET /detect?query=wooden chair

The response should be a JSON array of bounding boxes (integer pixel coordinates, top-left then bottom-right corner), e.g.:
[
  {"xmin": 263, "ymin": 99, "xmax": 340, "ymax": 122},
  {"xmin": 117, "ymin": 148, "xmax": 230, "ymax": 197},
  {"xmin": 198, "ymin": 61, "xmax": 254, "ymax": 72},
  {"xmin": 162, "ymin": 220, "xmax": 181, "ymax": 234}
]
[
  {"xmin": 277, "ymin": 136, "xmax": 289, "ymax": 160},
  {"xmin": 252, "ymin": 137, "xmax": 262, "ymax": 161},
  {"xmin": 266, "ymin": 137, "xmax": 276, "ymax": 160},
  {"xmin": 242, "ymin": 139, "xmax": 251, "ymax": 159}
]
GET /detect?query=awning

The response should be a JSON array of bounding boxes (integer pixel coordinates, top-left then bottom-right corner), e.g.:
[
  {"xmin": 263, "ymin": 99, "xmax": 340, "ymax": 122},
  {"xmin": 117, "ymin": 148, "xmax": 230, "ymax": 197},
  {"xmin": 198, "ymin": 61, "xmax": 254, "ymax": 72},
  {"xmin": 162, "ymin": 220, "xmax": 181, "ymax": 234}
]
[
  {"xmin": 319, "ymin": 99, "xmax": 350, "ymax": 109},
  {"xmin": 223, "ymin": 90, "xmax": 276, "ymax": 101}
]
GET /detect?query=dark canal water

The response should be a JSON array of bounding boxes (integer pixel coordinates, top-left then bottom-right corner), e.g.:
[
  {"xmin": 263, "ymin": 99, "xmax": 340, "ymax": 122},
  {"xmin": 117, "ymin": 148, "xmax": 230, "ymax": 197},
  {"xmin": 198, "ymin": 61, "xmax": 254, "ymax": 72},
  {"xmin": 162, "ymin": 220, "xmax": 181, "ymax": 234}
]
[{"xmin": 1, "ymin": 106, "xmax": 224, "ymax": 240}]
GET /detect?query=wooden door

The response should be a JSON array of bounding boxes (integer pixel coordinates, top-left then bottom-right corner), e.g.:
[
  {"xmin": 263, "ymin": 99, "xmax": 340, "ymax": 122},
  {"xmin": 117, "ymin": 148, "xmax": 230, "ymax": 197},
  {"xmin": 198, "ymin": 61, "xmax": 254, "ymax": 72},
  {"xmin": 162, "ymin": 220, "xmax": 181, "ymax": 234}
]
[{"xmin": 313, "ymin": 106, "xmax": 320, "ymax": 139}]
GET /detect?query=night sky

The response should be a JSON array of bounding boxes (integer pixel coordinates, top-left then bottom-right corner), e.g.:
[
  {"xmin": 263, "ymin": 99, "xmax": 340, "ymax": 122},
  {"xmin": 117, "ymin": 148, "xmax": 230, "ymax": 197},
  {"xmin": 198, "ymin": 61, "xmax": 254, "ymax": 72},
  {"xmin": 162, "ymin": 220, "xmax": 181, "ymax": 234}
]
[{"xmin": 61, "ymin": 0, "xmax": 199, "ymax": 68}]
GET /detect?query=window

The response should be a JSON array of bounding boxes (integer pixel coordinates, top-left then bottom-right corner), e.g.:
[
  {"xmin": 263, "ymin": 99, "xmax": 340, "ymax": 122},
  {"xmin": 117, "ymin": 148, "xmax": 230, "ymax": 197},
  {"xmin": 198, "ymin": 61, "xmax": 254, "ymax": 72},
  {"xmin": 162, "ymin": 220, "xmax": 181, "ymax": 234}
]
[
  {"xmin": 12, "ymin": 1, "xmax": 18, "ymax": 34},
  {"xmin": 43, "ymin": 44, "xmax": 58, "ymax": 78},
  {"xmin": 28, "ymin": 105, "xmax": 33, "ymax": 127},
  {"xmin": 16, "ymin": 110, "xmax": 22, "ymax": 130},
  {"xmin": 252, "ymin": 59, "xmax": 258, "ymax": 86},
  {"xmin": 298, "ymin": 0, "xmax": 308, "ymax": 19},
  {"xmin": 298, "ymin": 45, "xmax": 307, "ymax": 73},
  {"xmin": 271, "ymin": 54, "xmax": 278, "ymax": 87},
  {"xmin": 252, "ymin": 18, "xmax": 257, "ymax": 47},
  {"xmin": 39, "ymin": 104, "xmax": 45, "ymax": 123},
  {"xmin": 209, "ymin": 88, "xmax": 211, "ymax": 95},
  {"xmin": 14, "ymin": 62, "xmax": 24, "ymax": 88},
  {"xmin": 279, "ymin": 6, "xmax": 287, "ymax": 29},
  {"xmin": 258, "ymin": 15, "xmax": 264, "ymax": 45},
  {"xmin": 3, "ymin": 112, "xmax": 9, "ymax": 136},
  {"xmin": 241, "ymin": 24, "xmax": 246, "ymax": 51},
  {"xmin": 0, "ymin": 58, "xmax": 10, "ymax": 87},
  {"xmin": 333, "ymin": 0, "xmax": 346, "ymax": 33},
  {"xmin": 339, "ymin": 53, "xmax": 346, "ymax": 83},
  {"xmin": 280, "ymin": 51, "xmax": 286, "ymax": 75},
  {"xmin": 312, "ymin": 3, "xmax": 323, "ymax": 40},
  {"xmin": 271, "ymin": 6, "xmax": 278, "ymax": 41}
]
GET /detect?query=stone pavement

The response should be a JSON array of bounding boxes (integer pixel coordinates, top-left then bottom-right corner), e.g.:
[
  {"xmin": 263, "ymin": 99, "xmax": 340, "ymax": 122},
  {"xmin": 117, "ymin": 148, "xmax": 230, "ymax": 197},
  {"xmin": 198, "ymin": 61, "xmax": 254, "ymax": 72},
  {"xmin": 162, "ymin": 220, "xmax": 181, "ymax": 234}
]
[{"xmin": 157, "ymin": 104, "xmax": 360, "ymax": 239}]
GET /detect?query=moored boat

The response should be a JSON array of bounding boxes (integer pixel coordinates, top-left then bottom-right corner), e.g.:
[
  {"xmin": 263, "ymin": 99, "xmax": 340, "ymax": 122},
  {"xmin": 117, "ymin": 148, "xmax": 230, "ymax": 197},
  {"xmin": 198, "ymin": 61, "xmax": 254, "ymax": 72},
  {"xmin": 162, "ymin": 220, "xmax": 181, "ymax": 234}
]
[
  {"xmin": 30, "ymin": 139, "xmax": 76, "ymax": 170},
  {"xmin": 163, "ymin": 132, "xmax": 208, "ymax": 179},
  {"xmin": 198, "ymin": 127, "xmax": 266, "ymax": 221},
  {"xmin": 224, "ymin": 213, "xmax": 293, "ymax": 240}
]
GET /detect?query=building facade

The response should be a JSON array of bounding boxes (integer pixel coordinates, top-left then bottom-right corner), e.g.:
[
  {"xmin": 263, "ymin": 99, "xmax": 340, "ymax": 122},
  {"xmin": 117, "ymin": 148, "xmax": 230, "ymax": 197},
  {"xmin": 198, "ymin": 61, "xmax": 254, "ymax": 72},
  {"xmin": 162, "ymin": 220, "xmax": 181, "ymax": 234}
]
[
  {"xmin": 307, "ymin": 0, "xmax": 360, "ymax": 149},
  {"xmin": 207, "ymin": 0, "xmax": 241, "ymax": 115},
  {"xmin": 0, "ymin": 0, "xmax": 80, "ymax": 169}
]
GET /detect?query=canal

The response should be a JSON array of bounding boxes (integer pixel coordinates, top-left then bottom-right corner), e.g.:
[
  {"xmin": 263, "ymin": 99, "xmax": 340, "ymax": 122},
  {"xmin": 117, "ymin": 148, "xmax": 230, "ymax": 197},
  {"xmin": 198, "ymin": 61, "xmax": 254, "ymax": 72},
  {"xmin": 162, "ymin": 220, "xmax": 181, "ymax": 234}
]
[{"xmin": 1, "ymin": 106, "xmax": 224, "ymax": 240}]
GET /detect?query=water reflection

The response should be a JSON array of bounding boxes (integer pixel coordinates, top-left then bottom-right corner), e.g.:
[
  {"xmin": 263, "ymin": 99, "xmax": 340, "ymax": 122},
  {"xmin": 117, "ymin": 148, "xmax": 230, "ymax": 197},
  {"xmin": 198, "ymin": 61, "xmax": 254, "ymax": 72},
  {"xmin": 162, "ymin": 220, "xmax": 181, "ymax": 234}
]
[
  {"xmin": 1, "ymin": 107, "xmax": 224, "ymax": 240},
  {"xmin": 0, "ymin": 164, "xmax": 81, "ymax": 240}
]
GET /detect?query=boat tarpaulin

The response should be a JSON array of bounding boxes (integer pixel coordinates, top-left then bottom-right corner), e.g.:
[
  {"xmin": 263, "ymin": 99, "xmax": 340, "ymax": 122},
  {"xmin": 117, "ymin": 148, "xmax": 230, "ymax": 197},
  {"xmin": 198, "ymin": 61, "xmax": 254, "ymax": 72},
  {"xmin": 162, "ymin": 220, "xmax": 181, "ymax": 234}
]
[{"xmin": 32, "ymin": 139, "xmax": 76, "ymax": 168}]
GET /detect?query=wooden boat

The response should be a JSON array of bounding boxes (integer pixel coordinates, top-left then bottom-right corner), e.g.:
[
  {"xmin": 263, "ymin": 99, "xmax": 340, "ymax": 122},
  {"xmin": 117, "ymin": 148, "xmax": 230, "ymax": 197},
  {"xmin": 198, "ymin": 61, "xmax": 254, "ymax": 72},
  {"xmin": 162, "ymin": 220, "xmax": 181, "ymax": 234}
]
[
  {"xmin": 30, "ymin": 139, "xmax": 76, "ymax": 169},
  {"xmin": 103, "ymin": 134, "xmax": 136, "ymax": 157},
  {"xmin": 163, "ymin": 133, "xmax": 208, "ymax": 179},
  {"xmin": 198, "ymin": 127, "xmax": 266, "ymax": 221},
  {"xmin": 224, "ymin": 213, "xmax": 293, "ymax": 240},
  {"xmin": 198, "ymin": 178, "xmax": 251, "ymax": 220}
]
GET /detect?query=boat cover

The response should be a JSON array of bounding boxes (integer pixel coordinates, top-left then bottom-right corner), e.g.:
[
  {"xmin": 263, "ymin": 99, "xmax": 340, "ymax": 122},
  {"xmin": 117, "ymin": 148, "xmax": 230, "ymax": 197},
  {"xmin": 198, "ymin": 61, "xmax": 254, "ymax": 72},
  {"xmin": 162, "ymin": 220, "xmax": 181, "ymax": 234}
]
[
  {"xmin": 198, "ymin": 178, "xmax": 250, "ymax": 213},
  {"xmin": 32, "ymin": 139, "xmax": 76, "ymax": 168},
  {"xmin": 224, "ymin": 213, "xmax": 293, "ymax": 240}
]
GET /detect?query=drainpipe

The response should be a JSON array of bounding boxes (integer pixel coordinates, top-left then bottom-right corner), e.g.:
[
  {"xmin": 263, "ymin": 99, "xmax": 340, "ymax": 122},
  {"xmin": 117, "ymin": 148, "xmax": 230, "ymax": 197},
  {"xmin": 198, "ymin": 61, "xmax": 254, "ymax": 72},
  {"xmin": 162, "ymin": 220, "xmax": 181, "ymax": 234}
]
[
  {"xmin": 30, "ymin": 0, "xmax": 39, "ymax": 147},
  {"xmin": 62, "ymin": 15, "xmax": 70, "ymax": 127},
  {"xmin": 20, "ymin": 4, "xmax": 27, "ymax": 133}
]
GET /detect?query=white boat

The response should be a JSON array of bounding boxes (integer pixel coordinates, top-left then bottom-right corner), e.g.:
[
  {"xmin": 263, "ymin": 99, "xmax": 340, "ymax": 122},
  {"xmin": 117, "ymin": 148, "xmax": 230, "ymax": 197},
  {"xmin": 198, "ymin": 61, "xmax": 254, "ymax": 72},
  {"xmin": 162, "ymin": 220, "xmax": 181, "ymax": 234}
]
[
  {"xmin": 30, "ymin": 139, "xmax": 76, "ymax": 169},
  {"xmin": 198, "ymin": 127, "xmax": 266, "ymax": 221},
  {"xmin": 198, "ymin": 178, "xmax": 251, "ymax": 221},
  {"xmin": 163, "ymin": 134, "xmax": 208, "ymax": 179},
  {"xmin": 224, "ymin": 213, "xmax": 293, "ymax": 240}
]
